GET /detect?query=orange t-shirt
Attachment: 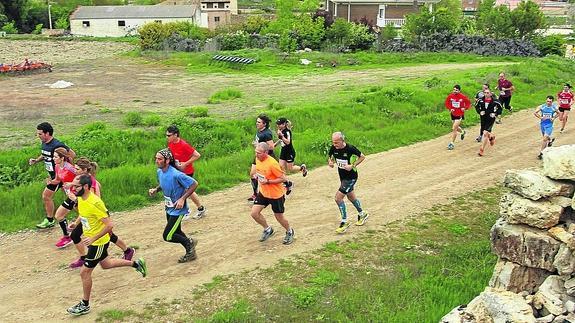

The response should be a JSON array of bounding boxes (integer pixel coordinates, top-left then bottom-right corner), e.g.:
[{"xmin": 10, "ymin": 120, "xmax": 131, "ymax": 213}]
[{"xmin": 255, "ymin": 156, "xmax": 285, "ymax": 199}]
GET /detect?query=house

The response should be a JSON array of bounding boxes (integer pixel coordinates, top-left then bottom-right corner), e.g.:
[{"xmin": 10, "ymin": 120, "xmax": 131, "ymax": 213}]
[
  {"xmin": 160, "ymin": 0, "xmax": 238, "ymax": 30},
  {"xmin": 325, "ymin": 0, "xmax": 441, "ymax": 28},
  {"xmin": 462, "ymin": 0, "xmax": 480, "ymax": 15},
  {"xmin": 70, "ymin": 5, "xmax": 200, "ymax": 37}
]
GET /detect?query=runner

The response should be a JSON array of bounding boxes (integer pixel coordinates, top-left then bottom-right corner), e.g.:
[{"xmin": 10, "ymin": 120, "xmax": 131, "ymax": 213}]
[
  {"xmin": 248, "ymin": 114, "xmax": 276, "ymax": 201},
  {"xmin": 66, "ymin": 174, "xmax": 147, "ymax": 316},
  {"xmin": 496, "ymin": 72, "xmax": 515, "ymax": 124},
  {"xmin": 275, "ymin": 118, "xmax": 307, "ymax": 177},
  {"xmin": 249, "ymin": 142, "xmax": 294, "ymax": 244},
  {"xmin": 28, "ymin": 122, "xmax": 75, "ymax": 229},
  {"xmin": 557, "ymin": 83, "xmax": 573, "ymax": 133},
  {"xmin": 534, "ymin": 95, "xmax": 559, "ymax": 159},
  {"xmin": 475, "ymin": 90, "xmax": 501, "ymax": 157},
  {"xmin": 166, "ymin": 125, "xmax": 207, "ymax": 220},
  {"xmin": 67, "ymin": 157, "xmax": 135, "ymax": 269},
  {"xmin": 49, "ymin": 148, "xmax": 77, "ymax": 249},
  {"xmin": 148, "ymin": 149, "xmax": 199, "ymax": 263},
  {"xmin": 328, "ymin": 132, "xmax": 369, "ymax": 234},
  {"xmin": 475, "ymin": 83, "xmax": 490, "ymax": 142},
  {"xmin": 444, "ymin": 84, "xmax": 471, "ymax": 150}
]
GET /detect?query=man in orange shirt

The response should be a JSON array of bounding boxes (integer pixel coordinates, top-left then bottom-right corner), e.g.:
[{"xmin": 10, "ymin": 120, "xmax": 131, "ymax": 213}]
[{"xmin": 250, "ymin": 142, "xmax": 295, "ymax": 245}]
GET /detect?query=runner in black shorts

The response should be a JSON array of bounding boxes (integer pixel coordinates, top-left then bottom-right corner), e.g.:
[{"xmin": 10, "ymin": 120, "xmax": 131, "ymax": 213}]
[
  {"xmin": 328, "ymin": 132, "xmax": 369, "ymax": 234},
  {"xmin": 475, "ymin": 90, "xmax": 501, "ymax": 156},
  {"xmin": 248, "ymin": 114, "xmax": 275, "ymax": 201},
  {"xmin": 275, "ymin": 117, "xmax": 308, "ymax": 177}
]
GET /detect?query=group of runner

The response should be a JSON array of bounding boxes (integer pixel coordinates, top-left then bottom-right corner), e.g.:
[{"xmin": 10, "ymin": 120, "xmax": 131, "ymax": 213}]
[{"xmin": 444, "ymin": 72, "xmax": 573, "ymax": 158}]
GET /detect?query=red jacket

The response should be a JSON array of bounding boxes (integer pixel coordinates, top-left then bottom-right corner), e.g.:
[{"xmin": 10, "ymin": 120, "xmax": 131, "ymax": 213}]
[{"xmin": 445, "ymin": 93, "xmax": 471, "ymax": 117}]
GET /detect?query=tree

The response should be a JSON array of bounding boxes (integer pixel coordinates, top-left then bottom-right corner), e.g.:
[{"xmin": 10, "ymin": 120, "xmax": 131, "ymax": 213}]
[
  {"xmin": 402, "ymin": 6, "xmax": 460, "ymax": 41},
  {"xmin": 476, "ymin": 3, "xmax": 515, "ymax": 38},
  {"xmin": 511, "ymin": 0, "xmax": 546, "ymax": 38}
]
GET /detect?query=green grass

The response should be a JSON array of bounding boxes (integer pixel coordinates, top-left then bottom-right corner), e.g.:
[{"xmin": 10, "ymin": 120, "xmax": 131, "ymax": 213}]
[
  {"xmin": 207, "ymin": 88, "xmax": 243, "ymax": 104},
  {"xmin": 97, "ymin": 187, "xmax": 501, "ymax": 322},
  {"xmin": 0, "ymin": 56, "xmax": 572, "ymax": 232},
  {"xmin": 2, "ymin": 34, "xmax": 139, "ymax": 44}
]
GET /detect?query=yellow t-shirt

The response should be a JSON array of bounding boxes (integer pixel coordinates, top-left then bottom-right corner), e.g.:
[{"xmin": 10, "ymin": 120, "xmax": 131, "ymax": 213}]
[
  {"xmin": 255, "ymin": 156, "xmax": 285, "ymax": 199},
  {"xmin": 78, "ymin": 193, "xmax": 111, "ymax": 246}
]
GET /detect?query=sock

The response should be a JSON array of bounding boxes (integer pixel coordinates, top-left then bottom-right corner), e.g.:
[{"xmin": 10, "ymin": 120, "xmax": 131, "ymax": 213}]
[
  {"xmin": 124, "ymin": 247, "xmax": 132, "ymax": 254},
  {"xmin": 265, "ymin": 226, "xmax": 272, "ymax": 232},
  {"xmin": 82, "ymin": 300, "xmax": 89, "ymax": 306},
  {"xmin": 131, "ymin": 262, "xmax": 138, "ymax": 268},
  {"xmin": 59, "ymin": 219, "xmax": 68, "ymax": 236},
  {"xmin": 198, "ymin": 206, "xmax": 205, "ymax": 211},
  {"xmin": 351, "ymin": 199, "xmax": 363, "ymax": 213},
  {"xmin": 46, "ymin": 216, "xmax": 54, "ymax": 222},
  {"xmin": 80, "ymin": 255, "xmax": 86, "ymax": 260},
  {"xmin": 337, "ymin": 201, "xmax": 347, "ymax": 222},
  {"xmin": 251, "ymin": 178, "xmax": 258, "ymax": 195}
]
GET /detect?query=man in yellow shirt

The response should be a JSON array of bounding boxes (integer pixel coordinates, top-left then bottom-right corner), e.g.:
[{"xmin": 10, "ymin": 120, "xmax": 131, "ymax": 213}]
[
  {"xmin": 66, "ymin": 174, "xmax": 147, "ymax": 316},
  {"xmin": 250, "ymin": 142, "xmax": 294, "ymax": 244}
]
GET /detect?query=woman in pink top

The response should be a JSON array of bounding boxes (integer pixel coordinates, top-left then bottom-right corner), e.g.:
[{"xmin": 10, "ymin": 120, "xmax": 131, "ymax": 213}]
[{"xmin": 50, "ymin": 148, "xmax": 77, "ymax": 248}]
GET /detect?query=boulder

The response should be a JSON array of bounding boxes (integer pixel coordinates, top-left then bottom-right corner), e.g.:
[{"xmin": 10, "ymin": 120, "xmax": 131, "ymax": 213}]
[
  {"xmin": 440, "ymin": 305, "xmax": 476, "ymax": 323},
  {"xmin": 535, "ymin": 314, "xmax": 554, "ymax": 323},
  {"xmin": 533, "ymin": 275, "xmax": 575, "ymax": 316},
  {"xmin": 491, "ymin": 219, "xmax": 560, "ymax": 271},
  {"xmin": 489, "ymin": 259, "xmax": 551, "ymax": 293},
  {"xmin": 542, "ymin": 145, "xmax": 575, "ymax": 180},
  {"xmin": 551, "ymin": 313, "xmax": 575, "ymax": 322},
  {"xmin": 465, "ymin": 287, "xmax": 536, "ymax": 323},
  {"xmin": 548, "ymin": 227, "xmax": 575, "ymax": 249},
  {"xmin": 553, "ymin": 244, "xmax": 575, "ymax": 275},
  {"xmin": 503, "ymin": 169, "xmax": 575, "ymax": 200},
  {"xmin": 500, "ymin": 193, "xmax": 566, "ymax": 229},
  {"xmin": 565, "ymin": 278, "xmax": 575, "ymax": 296}
]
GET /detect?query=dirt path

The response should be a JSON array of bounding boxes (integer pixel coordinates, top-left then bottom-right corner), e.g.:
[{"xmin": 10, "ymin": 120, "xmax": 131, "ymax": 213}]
[{"xmin": 1, "ymin": 108, "xmax": 572, "ymax": 322}]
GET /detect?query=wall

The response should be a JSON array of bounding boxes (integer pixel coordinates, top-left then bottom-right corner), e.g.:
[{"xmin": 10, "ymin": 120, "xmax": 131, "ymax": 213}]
[{"xmin": 70, "ymin": 17, "xmax": 195, "ymax": 37}]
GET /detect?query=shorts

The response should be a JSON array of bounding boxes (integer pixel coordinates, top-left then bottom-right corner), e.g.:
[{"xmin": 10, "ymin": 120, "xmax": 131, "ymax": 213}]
[
  {"xmin": 84, "ymin": 243, "xmax": 109, "ymax": 268},
  {"xmin": 541, "ymin": 123, "xmax": 553, "ymax": 136},
  {"xmin": 61, "ymin": 197, "xmax": 76, "ymax": 211},
  {"xmin": 254, "ymin": 192, "xmax": 285, "ymax": 213},
  {"xmin": 450, "ymin": 114, "xmax": 464, "ymax": 121},
  {"xmin": 46, "ymin": 182, "xmax": 63, "ymax": 192},
  {"xmin": 559, "ymin": 107, "xmax": 571, "ymax": 113},
  {"xmin": 338, "ymin": 179, "xmax": 357, "ymax": 194},
  {"xmin": 279, "ymin": 148, "xmax": 296, "ymax": 163}
]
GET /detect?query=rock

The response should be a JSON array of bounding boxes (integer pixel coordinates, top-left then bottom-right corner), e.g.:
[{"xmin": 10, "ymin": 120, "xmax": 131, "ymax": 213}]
[
  {"xmin": 543, "ymin": 145, "xmax": 575, "ymax": 180},
  {"xmin": 533, "ymin": 275, "xmax": 575, "ymax": 316},
  {"xmin": 304, "ymin": 47, "xmax": 312, "ymax": 52},
  {"xmin": 552, "ymin": 313, "xmax": 575, "ymax": 322},
  {"xmin": 440, "ymin": 305, "xmax": 476, "ymax": 323},
  {"xmin": 553, "ymin": 244, "xmax": 575, "ymax": 275},
  {"xmin": 300, "ymin": 58, "xmax": 311, "ymax": 65},
  {"xmin": 536, "ymin": 314, "xmax": 555, "ymax": 323},
  {"xmin": 500, "ymin": 193, "xmax": 564, "ymax": 229},
  {"xmin": 503, "ymin": 169, "xmax": 575, "ymax": 200},
  {"xmin": 565, "ymin": 278, "xmax": 575, "ymax": 296},
  {"xmin": 548, "ymin": 227, "xmax": 575, "ymax": 249},
  {"xmin": 566, "ymin": 300, "xmax": 575, "ymax": 313},
  {"xmin": 49, "ymin": 80, "xmax": 74, "ymax": 89},
  {"xmin": 491, "ymin": 219, "xmax": 560, "ymax": 271},
  {"xmin": 466, "ymin": 287, "xmax": 536, "ymax": 322},
  {"xmin": 489, "ymin": 259, "xmax": 551, "ymax": 294}
]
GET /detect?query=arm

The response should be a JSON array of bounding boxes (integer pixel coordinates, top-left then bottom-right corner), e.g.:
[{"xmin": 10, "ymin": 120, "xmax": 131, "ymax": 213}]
[
  {"xmin": 28, "ymin": 155, "xmax": 44, "ymax": 165},
  {"xmin": 266, "ymin": 139, "xmax": 275, "ymax": 150},
  {"xmin": 179, "ymin": 150, "xmax": 201, "ymax": 169},
  {"xmin": 277, "ymin": 130, "xmax": 291, "ymax": 145},
  {"xmin": 445, "ymin": 95, "xmax": 452, "ymax": 110},
  {"xmin": 175, "ymin": 181, "xmax": 198, "ymax": 209},
  {"xmin": 464, "ymin": 96, "xmax": 472, "ymax": 110},
  {"xmin": 83, "ymin": 217, "xmax": 113, "ymax": 246},
  {"xmin": 534, "ymin": 107, "xmax": 542, "ymax": 119},
  {"xmin": 344, "ymin": 153, "xmax": 366, "ymax": 171}
]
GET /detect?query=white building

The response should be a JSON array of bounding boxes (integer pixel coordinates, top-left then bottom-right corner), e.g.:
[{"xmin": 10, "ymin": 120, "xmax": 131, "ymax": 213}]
[{"xmin": 70, "ymin": 5, "xmax": 200, "ymax": 37}]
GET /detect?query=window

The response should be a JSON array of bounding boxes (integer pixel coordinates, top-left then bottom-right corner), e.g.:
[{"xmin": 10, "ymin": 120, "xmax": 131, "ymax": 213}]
[
  {"xmin": 82, "ymin": 21, "xmax": 90, "ymax": 27},
  {"xmin": 225, "ymin": 3, "xmax": 229, "ymax": 8},
  {"xmin": 155, "ymin": 20, "xmax": 162, "ymax": 23},
  {"xmin": 379, "ymin": 9, "xmax": 384, "ymax": 18},
  {"xmin": 215, "ymin": 16, "xmax": 220, "ymax": 22},
  {"xmin": 118, "ymin": 20, "xmax": 126, "ymax": 27},
  {"xmin": 201, "ymin": 4, "xmax": 206, "ymax": 8}
]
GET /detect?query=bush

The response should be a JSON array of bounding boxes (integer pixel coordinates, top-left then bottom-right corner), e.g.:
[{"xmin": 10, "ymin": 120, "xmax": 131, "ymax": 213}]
[
  {"xmin": 217, "ymin": 31, "xmax": 250, "ymax": 50},
  {"xmin": 243, "ymin": 15, "xmax": 271, "ymax": 34},
  {"xmin": 163, "ymin": 34, "xmax": 204, "ymax": 52},
  {"xmin": 381, "ymin": 24, "xmax": 398, "ymax": 42},
  {"xmin": 123, "ymin": 112, "xmax": 144, "ymax": 126},
  {"xmin": 325, "ymin": 19, "xmax": 375, "ymax": 51},
  {"xmin": 139, "ymin": 22, "xmax": 169, "ymax": 50},
  {"xmin": 183, "ymin": 106, "xmax": 209, "ymax": 118},
  {"xmin": 32, "ymin": 24, "xmax": 43, "ymax": 35},
  {"xmin": 143, "ymin": 114, "xmax": 162, "ymax": 126},
  {"xmin": 532, "ymin": 35, "xmax": 565, "ymax": 56},
  {"xmin": 55, "ymin": 16, "xmax": 69, "ymax": 30},
  {"xmin": 207, "ymin": 88, "xmax": 242, "ymax": 104},
  {"xmin": 1, "ymin": 21, "xmax": 18, "ymax": 34}
]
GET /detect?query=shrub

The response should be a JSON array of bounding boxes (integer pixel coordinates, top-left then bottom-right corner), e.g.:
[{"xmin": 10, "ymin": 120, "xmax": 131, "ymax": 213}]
[
  {"xmin": 139, "ymin": 21, "xmax": 169, "ymax": 50},
  {"xmin": 183, "ymin": 106, "xmax": 209, "ymax": 118},
  {"xmin": 207, "ymin": 88, "xmax": 242, "ymax": 104},
  {"xmin": 55, "ymin": 16, "xmax": 69, "ymax": 30},
  {"xmin": 217, "ymin": 30, "xmax": 250, "ymax": 50},
  {"xmin": 381, "ymin": 23, "xmax": 398, "ymax": 42},
  {"xmin": 123, "ymin": 112, "xmax": 144, "ymax": 126},
  {"xmin": 532, "ymin": 35, "xmax": 565, "ymax": 56},
  {"xmin": 347, "ymin": 22, "xmax": 376, "ymax": 50},
  {"xmin": 163, "ymin": 34, "xmax": 204, "ymax": 52},
  {"xmin": 1, "ymin": 21, "xmax": 18, "ymax": 34},
  {"xmin": 325, "ymin": 19, "xmax": 375, "ymax": 51},
  {"xmin": 243, "ymin": 15, "xmax": 271, "ymax": 34},
  {"xmin": 143, "ymin": 114, "xmax": 162, "ymax": 126},
  {"xmin": 32, "ymin": 23, "xmax": 43, "ymax": 35}
]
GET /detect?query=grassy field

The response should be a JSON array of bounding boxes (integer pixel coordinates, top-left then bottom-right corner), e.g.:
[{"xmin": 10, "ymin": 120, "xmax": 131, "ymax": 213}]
[
  {"xmin": 0, "ymin": 54, "xmax": 572, "ymax": 232},
  {"xmin": 96, "ymin": 187, "xmax": 501, "ymax": 322}
]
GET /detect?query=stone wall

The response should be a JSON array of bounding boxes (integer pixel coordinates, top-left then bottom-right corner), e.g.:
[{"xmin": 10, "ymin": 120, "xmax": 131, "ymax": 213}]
[{"xmin": 442, "ymin": 145, "xmax": 575, "ymax": 323}]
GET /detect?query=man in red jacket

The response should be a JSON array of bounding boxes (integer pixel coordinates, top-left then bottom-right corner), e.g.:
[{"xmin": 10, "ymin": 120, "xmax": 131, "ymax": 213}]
[{"xmin": 445, "ymin": 84, "xmax": 471, "ymax": 150}]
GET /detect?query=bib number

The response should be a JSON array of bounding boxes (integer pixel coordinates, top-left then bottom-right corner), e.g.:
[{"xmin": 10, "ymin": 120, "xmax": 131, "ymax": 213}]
[
  {"xmin": 451, "ymin": 101, "xmax": 460, "ymax": 108},
  {"xmin": 44, "ymin": 161, "xmax": 54, "ymax": 172},
  {"xmin": 256, "ymin": 172, "xmax": 266, "ymax": 182},
  {"xmin": 335, "ymin": 159, "xmax": 348, "ymax": 169},
  {"xmin": 164, "ymin": 196, "xmax": 175, "ymax": 207},
  {"xmin": 80, "ymin": 217, "xmax": 90, "ymax": 230}
]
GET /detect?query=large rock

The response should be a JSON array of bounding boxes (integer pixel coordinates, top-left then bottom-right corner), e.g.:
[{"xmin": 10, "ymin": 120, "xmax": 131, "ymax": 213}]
[
  {"xmin": 491, "ymin": 219, "xmax": 560, "ymax": 271},
  {"xmin": 440, "ymin": 305, "xmax": 475, "ymax": 323},
  {"xmin": 465, "ymin": 287, "xmax": 536, "ymax": 323},
  {"xmin": 500, "ymin": 193, "xmax": 568, "ymax": 229},
  {"xmin": 503, "ymin": 169, "xmax": 575, "ymax": 200},
  {"xmin": 533, "ymin": 275, "xmax": 575, "ymax": 316},
  {"xmin": 489, "ymin": 259, "xmax": 551, "ymax": 293},
  {"xmin": 548, "ymin": 226, "xmax": 575, "ymax": 249},
  {"xmin": 564, "ymin": 277, "xmax": 575, "ymax": 296},
  {"xmin": 542, "ymin": 145, "xmax": 575, "ymax": 180},
  {"xmin": 552, "ymin": 244, "xmax": 575, "ymax": 276}
]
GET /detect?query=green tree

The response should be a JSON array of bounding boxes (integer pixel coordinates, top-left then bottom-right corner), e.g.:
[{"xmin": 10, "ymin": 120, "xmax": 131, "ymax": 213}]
[
  {"xmin": 477, "ymin": 4, "xmax": 514, "ymax": 38},
  {"xmin": 402, "ymin": 6, "xmax": 459, "ymax": 41},
  {"xmin": 511, "ymin": 0, "xmax": 546, "ymax": 38}
]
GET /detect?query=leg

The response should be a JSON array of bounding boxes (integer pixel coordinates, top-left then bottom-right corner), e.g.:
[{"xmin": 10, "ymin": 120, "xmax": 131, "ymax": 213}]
[
  {"xmin": 346, "ymin": 191, "xmax": 363, "ymax": 213},
  {"xmin": 42, "ymin": 187, "xmax": 56, "ymax": 219},
  {"xmin": 109, "ymin": 232, "xmax": 127, "ymax": 251},
  {"xmin": 562, "ymin": 110, "xmax": 569, "ymax": 130},
  {"xmin": 335, "ymin": 190, "xmax": 347, "ymax": 222},
  {"xmin": 480, "ymin": 130, "xmax": 490, "ymax": 154},
  {"xmin": 274, "ymin": 213, "xmax": 290, "ymax": 231},
  {"xmin": 250, "ymin": 164, "xmax": 258, "ymax": 196},
  {"xmin": 79, "ymin": 266, "xmax": 94, "ymax": 303},
  {"xmin": 288, "ymin": 162, "xmax": 301, "ymax": 173},
  {"xmin": 99, "ymin": 256, "xmax": 134, "ymax": 270},
  {"xmin": 450, "ymin": 119, "xmax": 461, "ymax": 144},
  {"xmin": 189, "ymin": 192, "xmax": 202, "ymax": 209},
  {"xmin": 55, "ymin": 205, "xmax": 71, "ymax": 237},
  {"xmin": 162, "ymin": 214, "xmax": 190, "ymax": 248},
  {"xmin": 250, "ymin": 204, "xmax": 269, "ymax": 229}
]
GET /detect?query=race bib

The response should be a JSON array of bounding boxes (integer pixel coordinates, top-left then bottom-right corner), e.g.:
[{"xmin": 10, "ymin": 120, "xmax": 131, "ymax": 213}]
[
  {"xmin": 500, "ymin": 91, "xmax": 506, "ymax": 96},
  {"xmin": 44, "ymin": 160, "xmax": 54, "ymax": 172},
  {"xmin": 255, "ymin": 172, "xmax": 266, "ymax": 182},
  {"xmin": 335, "ymin": 158, "xmax": 348, "ymax": 169},
  {"xmin": 560, "ymin": 99, "xmax": 569, "ymax": 104},
  {"xmin": 164, "ymin": 195, "xmax": 175, "ymax": 207},
  {"xmin": 451, "ymin": 101, "xmax": 460, "ymax": 108},
  {"xmin": 80, "ymin": 217, "xmax": 90, "ymax": 230},
  {"xmin": 542, "ymin": 113, "xmax": 553, "ymax": 119}
]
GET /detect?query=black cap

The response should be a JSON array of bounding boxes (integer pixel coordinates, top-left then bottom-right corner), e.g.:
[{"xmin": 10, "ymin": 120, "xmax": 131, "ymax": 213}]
[
  {"xmin": 565, "ymin": 83, "xmax": 572, "ymax": 89},
  {"xmin": 276, "ymin": 117, "xmax": 287, "ymax": 125}
]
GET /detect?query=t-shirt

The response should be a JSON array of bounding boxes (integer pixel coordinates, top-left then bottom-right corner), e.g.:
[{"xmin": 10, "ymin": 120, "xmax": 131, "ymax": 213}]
[
  {"xmin": 498, "ymin": 79, "xmax": 513, "ymax": 97},
  {"xmin": 55, "ymin": 162, "xmax": 77, "ymax": 194},
  {"xmin": 557, "ymin": 91, "xmax": 573, "ymax": 109},
  {"xmin": 445, "ymin": 93, "xmax": 471, "ymax": 117},
  {"xmin": 78, "ymin": 193, "xmax": 110, "ymax": 246},
  {"xmin": 254, "ymin": 128, "xmax": 274, "ymax": 154},
  {"xmin": 157, "ymin": 165, "xmax": 197, "ymax": 216},
  {"xmin": 255, "ymin": 156, "xmax": 285, "ymax": 199},
  {"xmin": 279, "ymin": 129, "xmax": 295, "ymax": 153},
  {"xmin": 328, "ymin": 144, "xmax": 362, "ymax": 180},
  {"xmin": 540, "ymin": 103, "xmax": 558, "ymax": 125},
  {"xmin": 40, "ymin": 138, "xmax": 69, "ymax": 179},
  {"xmin": 90, "ymin": 175, "xmax": 101, "ymax": 197},
  {"xmin": 168, "ymin": 139, "xmax": 196, "ymax": 175}
]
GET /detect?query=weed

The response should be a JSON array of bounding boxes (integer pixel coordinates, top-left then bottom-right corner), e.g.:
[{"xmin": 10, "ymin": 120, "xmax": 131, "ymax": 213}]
[
  {"xmin": 207, "ymin": 88, "xmax": 242, "ymax": 104},
  {"xmin": 143, "ymin": 114, "xmax": 162, "ymax": 126},
  {"xmin": 183, "ymin": 106, "xmax": 209, "ymax": 118},
  {"xmin": 122, "ymin": 112, "xmax": 143, "ymax": 127},
  {"xmin": 96, "ymin": 309, "xmax": 135, "ymax": 322}
]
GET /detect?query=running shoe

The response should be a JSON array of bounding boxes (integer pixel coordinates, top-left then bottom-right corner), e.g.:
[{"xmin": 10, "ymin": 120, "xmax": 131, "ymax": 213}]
[
  {"xmin": 356, "ymin": 211, "xmax": 370, "ymax": 226},
  {"xmin": 478, "ymin": 148, "xmax": 484, "ymax": 157},
  {"xmin": 179, "ymin": 239, "xmax": 198, "ymax": 263},
  {"xmin": 259, "ymin": 227, "xmax": 274, "ymax": 242},
  {"xmin": 538, "ymin": 152, "xmax": 543, "ymax": 160},
  {"xmin": 447, "ymin": 143, "xmax": 455, "ymax": 150},
  {"xmin": 495, "ymin": 118, "xmax": 502, "ymax": 124},
  {"xmin": 489, "ymin": 135, "xmax": 496, "ymax": 146},
  {"xmin": 284, "ymin": 181, "xmax": 294, "ymax": 196},
  {"xmin": 283, "ymin": 229, "xmax": 295, "ymax": 245},
  {"xmin": 183, "ymin": 212, "xmax": 191, "ymax": 221},
  {"xmin": 335, "ymin": 222, "xmax": 351, "ymax": 234},
  {"xmin": 247, "ymin": 194, "xmax": 256, "ymax": 202},
  {"xmin": 123, "ymin": 247, "xmax": 135, "ymax": 261},
  {"xmin": 69, "ymin": 258, "xmax": 85, "ymax": 269},
  {"xmin": 301, "ymin": 164, "xmax": 308, "ymax": 177},
  {"xmin": 548, "ymin": 138, "xmax": 555, "ymax": 147},
  {"xmin": 36, "ymin": 218, "xmax": 55, "ymax": 229},
  {"xmin": 192, "ymin": 206, "xmax": 206, "ymax": 220},
  {"xmin": 560, "ymin": 128, "xmax": 565, "ymax": 133},
  {"xmin": 55, "ymin": 235, "xmax": 73, "ymax": 249},
  {"xmin": 67, "ymin": 301, "xmax": 90, "ymax": 316},
  {"xmin": 135, "ymin": 258, "xmax": 147, "ymax": 277},
  {"xmin": 460, "ymin": 129, "xmax": 466, "ymax": 141},
  {"xmin": 475, "ymin": 136, "xmax": 482, "ymax": 143}
]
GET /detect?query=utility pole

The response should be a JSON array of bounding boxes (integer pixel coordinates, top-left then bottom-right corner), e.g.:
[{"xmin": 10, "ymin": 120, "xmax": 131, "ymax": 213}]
[{"xmin": 47, "ymin": 1, "xmax": 53, "ymax": 29}]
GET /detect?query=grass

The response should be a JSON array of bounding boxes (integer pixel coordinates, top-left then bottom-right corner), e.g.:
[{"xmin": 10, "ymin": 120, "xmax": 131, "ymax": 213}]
[
  {"xmin": 2, "ymin": 34, "xmax": 139, "ymax": 44},
  {"xmin": 0, "ymin": 55, "xmax": 572, "ymax": 232},
  {"xmin": 96, "ymin": 187, "xmax": 501, "ymax": 322},
  {"xmin": 207, "ymin": 88, "xmax": 243, "ymax": 104}
]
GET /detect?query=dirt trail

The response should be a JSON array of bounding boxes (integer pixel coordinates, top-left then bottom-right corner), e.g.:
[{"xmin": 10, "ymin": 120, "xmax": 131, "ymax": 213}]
[{"xmin": 1, "ymin": 108, "xmax": 573, "ymax": 322}]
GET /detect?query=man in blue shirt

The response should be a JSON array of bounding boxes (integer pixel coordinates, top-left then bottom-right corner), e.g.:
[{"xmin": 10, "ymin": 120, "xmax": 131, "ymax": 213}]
[
  {"xmin": 534, "ymin": 95, "xmax": 559, "ymax": 159},
  {"xmin": 149, "ymin": 148, "xmax": 199, "ymax": 263}
]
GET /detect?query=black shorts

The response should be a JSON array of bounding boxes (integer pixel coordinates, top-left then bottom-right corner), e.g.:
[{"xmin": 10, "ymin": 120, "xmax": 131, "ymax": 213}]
[
  {"xmin": 339, "ymin": 179, "xmax": 357, "ymax": 194},
  {"xmin": 279, "ymin": 148, "xmax": 296, "ymax": 163},
  {"xmin": 46, "ymin": 182, "xmax": 63, "ymax": 192},
  {"xmin": 559, "ymin": 107, "xmax": 571, "ymax": 113},
  {"xmin": 84, "ymin": 243, "xmax": 109, "ymax": 268},
  {"xmin": 254, "ymin": 192, "xmax": 285, "ymax": 213},
  {"xmin": 61, "ymin": 197, "xmax": 76, "ymax": 210},
  {"xmin": 450, "ymin": 114, "xmax": 464, "ymax": 121}
]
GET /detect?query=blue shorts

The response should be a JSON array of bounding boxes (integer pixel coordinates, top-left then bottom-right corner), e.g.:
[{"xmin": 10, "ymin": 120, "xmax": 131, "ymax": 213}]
[
  {"xmin": 338, "ymin": 179, "xmax": 357, "ymax": 194},
  {"xmin": 540, "ymin": 122, "xmax": 553, "ymax": 136}
]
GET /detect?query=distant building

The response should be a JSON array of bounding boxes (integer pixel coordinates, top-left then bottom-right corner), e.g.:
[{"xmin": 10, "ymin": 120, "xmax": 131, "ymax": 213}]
[
  {"xmin": 462, "ymin": 0, "xmax": 480, "ymax": 15},
  {"xmin": 160, "ymin": 0, "xmax": 238, "ymax": 30}
]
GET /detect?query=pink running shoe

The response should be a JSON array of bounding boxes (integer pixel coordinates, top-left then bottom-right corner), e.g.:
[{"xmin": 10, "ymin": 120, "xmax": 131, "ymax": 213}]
[
  {"xmin": 69, "ymin": 258, "xmax": 84, "ymax": 269},
  {"xmin": 122, "ymin": 247, "xmax": 135, "ymax": 261},
  {"xmin": 56, "ymin": 235, "xmax": 73, "ymax": 249}
]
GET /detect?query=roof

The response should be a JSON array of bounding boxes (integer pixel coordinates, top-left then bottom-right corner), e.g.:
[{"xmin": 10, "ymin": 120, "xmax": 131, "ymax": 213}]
[
  {"xmin": 330, "ymin": 0, "xmax": 441, "ymax": 3},
  {"xmin": 70, "ymin": 5, "xmax": 196, "ymax": 20}
]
